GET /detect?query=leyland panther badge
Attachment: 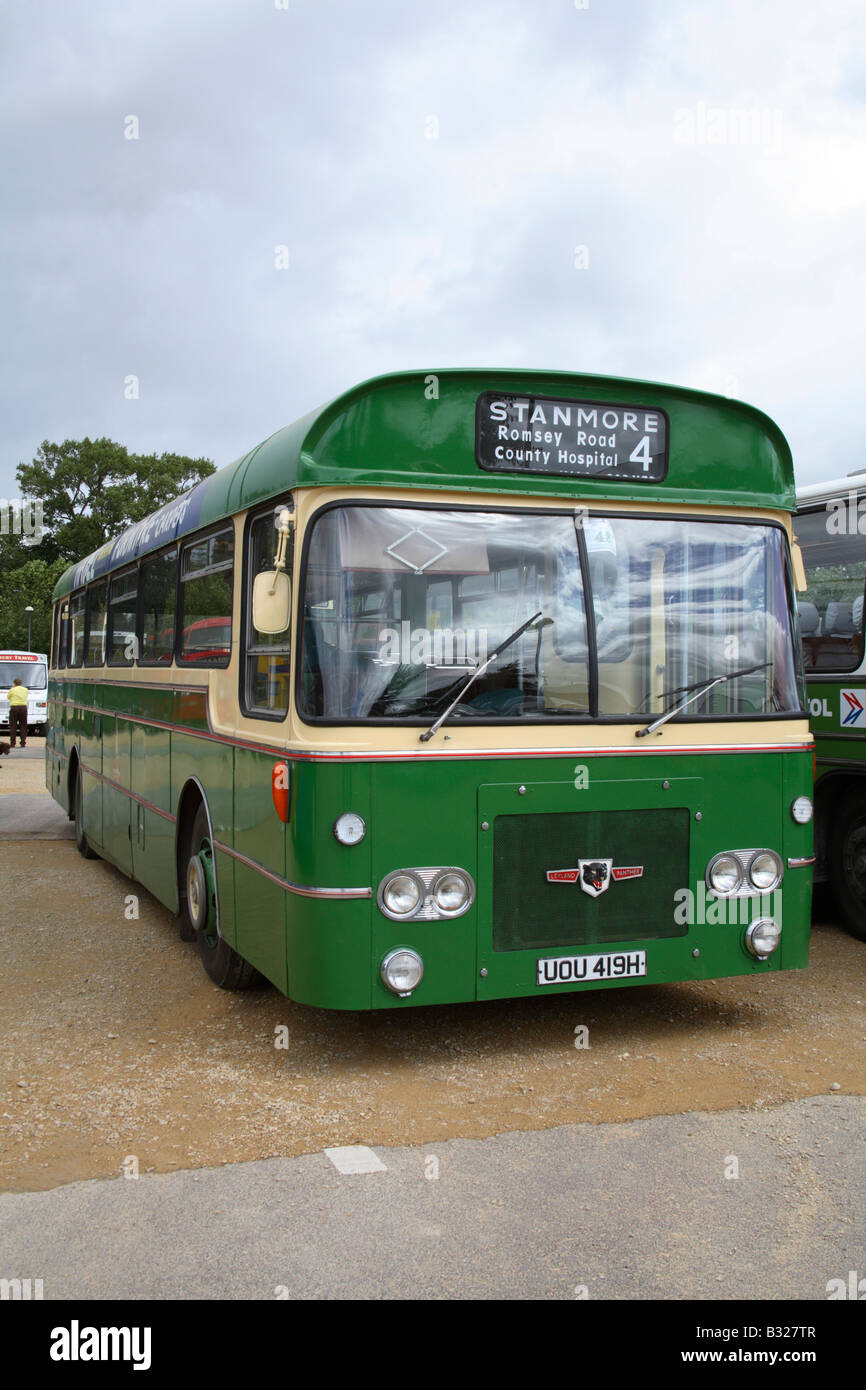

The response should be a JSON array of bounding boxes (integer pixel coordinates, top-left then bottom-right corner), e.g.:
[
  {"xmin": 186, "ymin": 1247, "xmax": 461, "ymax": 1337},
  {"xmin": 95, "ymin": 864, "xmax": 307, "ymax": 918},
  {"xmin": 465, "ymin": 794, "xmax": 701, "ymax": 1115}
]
[
  {"xmin": 579, "ymin": 859, "xmax": 613, "ymax": 897},
  {"xmin": 546, "ymin": 859, "xmax": 643, "ymax": 896}
]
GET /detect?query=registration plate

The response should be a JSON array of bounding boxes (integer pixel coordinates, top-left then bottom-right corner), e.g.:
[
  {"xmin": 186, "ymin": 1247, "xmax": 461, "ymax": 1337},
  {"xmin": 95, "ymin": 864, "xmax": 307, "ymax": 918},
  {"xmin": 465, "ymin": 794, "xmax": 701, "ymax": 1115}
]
[{"xmin": 536, "ymin": 950, "xmax": 647, "ymax": 986}]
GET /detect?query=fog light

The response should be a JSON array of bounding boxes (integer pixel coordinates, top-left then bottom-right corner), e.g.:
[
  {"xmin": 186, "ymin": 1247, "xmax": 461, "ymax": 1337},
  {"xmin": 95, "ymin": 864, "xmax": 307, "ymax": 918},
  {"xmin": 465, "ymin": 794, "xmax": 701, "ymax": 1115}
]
[
  {"xmin": 745, "ymin": 917, "xmax": 781, "ymax": 960},
  {"xmin": 791, "ymin": 796, "xmax": 813, "ymax": 825},
  {"xmin": 381, "ymin": 873, "xmax": 422, "ymax": 918},
  {"xmin": 333, "ymin": 812, "xmax": 366, "ymax": 846},
  {"xmin": 381, "ymin": 948, "xmax": 424, "ymax": 996},
  {"xmin": 432, "ymin": 869, "xmax": 473, "ymax": 916},
  {"xmin": 748, "ymin": 850, "xmax": 782, "ymax": 892},
  {"xmin": 707, "ymin": 853, "xmax": 742, "ymax": 895}
]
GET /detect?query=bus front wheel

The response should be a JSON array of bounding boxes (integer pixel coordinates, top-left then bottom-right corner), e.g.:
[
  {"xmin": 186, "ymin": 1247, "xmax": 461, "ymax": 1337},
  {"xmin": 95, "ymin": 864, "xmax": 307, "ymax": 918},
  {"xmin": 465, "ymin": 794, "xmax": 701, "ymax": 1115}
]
[
  {"xmin": 183, "ymin": 804, "xmax": 264, "ymax": 989},
  {"xmin": 830, "ymin": 789, "xmax": 866, "ymax": 942}
]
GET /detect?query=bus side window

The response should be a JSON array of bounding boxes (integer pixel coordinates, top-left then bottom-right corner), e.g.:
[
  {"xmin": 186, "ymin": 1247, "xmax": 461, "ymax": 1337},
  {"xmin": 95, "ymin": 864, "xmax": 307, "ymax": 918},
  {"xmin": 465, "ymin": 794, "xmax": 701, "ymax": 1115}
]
[
  {"xmin": 68, "ymin": 593, "xmax": 86, "ymax": 668},
  {"xmin": 60, "ymin": 603, "xmax": 70, "ymax": 667},
  {"xmin": 244, "ymin": 508, "xmax": 292, "ymax": 717},
  {"xmin": 180, "ymin": 527, "xmax": 234, "ymax": 666},
  {"xmin": 796, "ymin": 507, "xmax": 866, "ymax": 673},
  {"xmin": 52, "ymin": 602, "xmax": 67, "ymax": 668},
  {"xmin": 107, "ymin": 569, "xmax": 139, "ymax": 665},
  {"xmin": 85, "ymin": 580, "xmax": 108, "ymax": 667},
  {"xmin": 139, "ymin": 548, "xmax": 178, "ymax": 665}
]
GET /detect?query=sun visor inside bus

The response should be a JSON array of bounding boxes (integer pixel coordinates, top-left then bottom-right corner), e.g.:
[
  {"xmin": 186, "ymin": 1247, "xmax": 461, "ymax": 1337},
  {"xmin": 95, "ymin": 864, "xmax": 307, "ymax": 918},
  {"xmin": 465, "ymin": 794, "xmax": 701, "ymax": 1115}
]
[{"xmin": 332, "ymin": 509, "xmax": 490, "ymax": 575}]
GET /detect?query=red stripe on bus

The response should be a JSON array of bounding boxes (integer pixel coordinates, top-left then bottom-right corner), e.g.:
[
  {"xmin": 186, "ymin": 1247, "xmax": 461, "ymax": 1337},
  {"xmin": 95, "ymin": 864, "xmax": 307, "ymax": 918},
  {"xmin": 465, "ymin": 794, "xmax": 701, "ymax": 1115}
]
[
  {"xmin": 74, "ymin": 755, "xmax": 369, "ymax": 898},
  {"xmin": 213, "ymin": 839, "xmax": 371, "ymax": 899},
  {"xmin": 49, "ymin": 698, "xmax": 812, "ymax": 762},
  {"xmin": 288, "ymin": 741, "xmax": 814, "ymax": 762},
  {"xmin": 80, "ymin": 761, "xmax": 176, "ymax": 822}
]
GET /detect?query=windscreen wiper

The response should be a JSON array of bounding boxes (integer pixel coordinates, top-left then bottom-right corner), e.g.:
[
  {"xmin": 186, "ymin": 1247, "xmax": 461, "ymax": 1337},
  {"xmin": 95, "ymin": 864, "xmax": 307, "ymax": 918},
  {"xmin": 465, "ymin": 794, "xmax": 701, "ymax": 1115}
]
[
  {"xmin": 635, "ymin": 662, "xmax": 771, "ymax": 739},
  {"xmin": 419, "ymin": 611, "xmax": 546, "ymax": 742}
]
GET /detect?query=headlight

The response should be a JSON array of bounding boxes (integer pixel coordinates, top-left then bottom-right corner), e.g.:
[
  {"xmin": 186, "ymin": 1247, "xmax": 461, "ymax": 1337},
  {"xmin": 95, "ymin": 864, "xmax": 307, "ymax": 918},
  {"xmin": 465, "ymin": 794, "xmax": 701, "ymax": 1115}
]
[
  {"xmin": 748, "ymin": 850, "xmax": 782, "ymax": 892},
  {"xmin": 432, "ymin": 869, "xmax": 473, "ymax": 916},
  {"xmin": 378, "ymin": 867, "xmax": 476, "ymax": 920},
  {"xmin": 708, "ymin": 853, "xmax": 742, "ymax": 895},
  {"xmin": 381, "ymin": 873, "xmax": 423, "ymax": 918},
  {"xmin": 333, "ymin": 812, "xmax": 366, "ymax": 846},
  {"xmin": 380, "ymin": 948, "xmax": 424, "ymax": 996},
  {"xmin": 745, "ymin": 917, "xmax": 781, "ymax": 959},
  {"xmin": 791, "ymin": 796, "xmax": 813, "ymax": 825}
]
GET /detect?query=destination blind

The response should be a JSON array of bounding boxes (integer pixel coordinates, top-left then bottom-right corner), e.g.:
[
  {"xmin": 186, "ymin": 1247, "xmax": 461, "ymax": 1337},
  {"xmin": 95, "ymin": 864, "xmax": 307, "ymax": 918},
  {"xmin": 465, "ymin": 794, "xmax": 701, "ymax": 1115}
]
[{"xmin": 475, "ymin": 392, "xmax": 669, "ymax": 481}]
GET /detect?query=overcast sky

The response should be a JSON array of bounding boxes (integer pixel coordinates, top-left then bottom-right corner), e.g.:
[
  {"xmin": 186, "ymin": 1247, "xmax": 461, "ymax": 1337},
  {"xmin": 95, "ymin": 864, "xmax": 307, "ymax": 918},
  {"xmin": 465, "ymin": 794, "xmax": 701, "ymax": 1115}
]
[{"xmin": 2, "ymin": 0, "xmax": 865, "ymax": 507}]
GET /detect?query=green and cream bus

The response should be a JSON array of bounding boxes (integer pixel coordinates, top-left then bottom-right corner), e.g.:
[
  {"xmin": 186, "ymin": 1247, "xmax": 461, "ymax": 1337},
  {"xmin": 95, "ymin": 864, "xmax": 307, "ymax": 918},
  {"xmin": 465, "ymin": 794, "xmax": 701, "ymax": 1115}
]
[
  {"xmin": 796, "ymin": 476, "xmax": 866, "ymax": 939},
  {"xmin": 47, "ymin": 370, "xmax": 814, "ymax": 1007}
]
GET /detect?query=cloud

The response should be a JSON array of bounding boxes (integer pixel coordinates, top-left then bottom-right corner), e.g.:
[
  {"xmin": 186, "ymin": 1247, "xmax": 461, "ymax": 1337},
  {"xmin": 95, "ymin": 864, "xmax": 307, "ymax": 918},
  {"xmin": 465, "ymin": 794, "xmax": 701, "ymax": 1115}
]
[{"xmin": 1, "ymin": 0, "xmax": 865, "ymax": 500}]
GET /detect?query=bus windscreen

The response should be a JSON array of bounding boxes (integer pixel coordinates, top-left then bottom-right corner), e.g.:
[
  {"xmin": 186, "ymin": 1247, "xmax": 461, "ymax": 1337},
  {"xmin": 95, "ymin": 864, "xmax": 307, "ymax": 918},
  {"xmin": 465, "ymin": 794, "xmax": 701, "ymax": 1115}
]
[
  {"xmin": 0, "ymin": 659, "xmax": 47, "ymax": 690},
  {"xmin": 300, "ymin": 506, "xmax": 802, "ymax": 723}
]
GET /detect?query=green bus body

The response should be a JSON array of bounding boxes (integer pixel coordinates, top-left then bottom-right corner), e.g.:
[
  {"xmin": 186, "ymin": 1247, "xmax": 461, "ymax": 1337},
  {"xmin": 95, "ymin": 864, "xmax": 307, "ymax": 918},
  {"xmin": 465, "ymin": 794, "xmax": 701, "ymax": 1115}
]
[
  {"xmin": 796, "ymin": 478, "xmax": 866, "ymax": 939},
  {"xmin": 47, "ymin": 370, "xmax": 814, "ymax": 1007}
]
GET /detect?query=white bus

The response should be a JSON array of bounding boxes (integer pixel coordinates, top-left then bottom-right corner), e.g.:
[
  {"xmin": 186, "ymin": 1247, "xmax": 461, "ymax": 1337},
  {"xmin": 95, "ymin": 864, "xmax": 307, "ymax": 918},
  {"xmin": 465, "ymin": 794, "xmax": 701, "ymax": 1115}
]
[{"xmin": 0, "ymin": 650, "xmax": 49, "ymax": 736}]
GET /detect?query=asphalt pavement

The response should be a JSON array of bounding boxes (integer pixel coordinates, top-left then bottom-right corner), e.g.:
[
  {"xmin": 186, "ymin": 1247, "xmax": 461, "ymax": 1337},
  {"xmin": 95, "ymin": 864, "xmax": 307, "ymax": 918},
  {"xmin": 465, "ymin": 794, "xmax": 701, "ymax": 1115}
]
[
  {"xmin": 0, "ymin": 1096, "xmax": 863, "ymax": 1300},
  {"xmin": 0, "ymin": 742, "xmax": 72, "ymax": 839}
]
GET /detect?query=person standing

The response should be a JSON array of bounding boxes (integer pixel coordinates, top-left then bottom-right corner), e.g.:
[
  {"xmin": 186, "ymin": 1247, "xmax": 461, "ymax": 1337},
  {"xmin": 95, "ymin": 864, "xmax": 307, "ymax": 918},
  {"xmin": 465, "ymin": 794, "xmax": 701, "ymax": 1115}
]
[{"xmin": 8, "ymin": 677, "xmax": 28, "ymax": 748}]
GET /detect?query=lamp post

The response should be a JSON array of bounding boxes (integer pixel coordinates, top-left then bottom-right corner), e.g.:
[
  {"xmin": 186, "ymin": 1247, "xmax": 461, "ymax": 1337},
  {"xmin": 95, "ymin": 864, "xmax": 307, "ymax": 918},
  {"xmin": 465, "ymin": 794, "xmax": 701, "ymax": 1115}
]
[{"xmin": 25, "ymin": 605, "xmax": 34, "ymax": 649}]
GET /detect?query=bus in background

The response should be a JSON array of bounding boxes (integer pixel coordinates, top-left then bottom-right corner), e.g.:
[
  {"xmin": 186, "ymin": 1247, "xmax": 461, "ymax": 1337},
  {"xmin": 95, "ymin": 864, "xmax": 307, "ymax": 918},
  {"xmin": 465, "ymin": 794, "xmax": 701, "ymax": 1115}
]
[
  {"xmin": 46, "ymin": 370, "xmax": 813, "ymax": 1009},
  {"xmin": 0, "ymin": 650, "xmax": 48, "ymax": 737},
  {"xmin": 796, "ymin": 476, "xmax": 866, "ymax": 940}
]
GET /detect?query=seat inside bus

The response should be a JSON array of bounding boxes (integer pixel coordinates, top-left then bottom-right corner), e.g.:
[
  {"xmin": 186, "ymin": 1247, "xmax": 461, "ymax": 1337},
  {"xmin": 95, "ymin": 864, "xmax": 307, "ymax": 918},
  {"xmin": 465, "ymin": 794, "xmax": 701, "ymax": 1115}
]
[{"xmin": 808, "ymin": 598, "xmax": 862, "ymax": 669}]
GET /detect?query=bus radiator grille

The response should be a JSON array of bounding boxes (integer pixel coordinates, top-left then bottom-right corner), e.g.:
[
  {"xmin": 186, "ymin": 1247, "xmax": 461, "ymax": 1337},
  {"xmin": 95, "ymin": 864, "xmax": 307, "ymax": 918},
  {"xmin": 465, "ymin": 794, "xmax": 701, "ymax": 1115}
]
[{"xmin": 491, "ymin": 808, "xmax": 690, "ymax": 952}]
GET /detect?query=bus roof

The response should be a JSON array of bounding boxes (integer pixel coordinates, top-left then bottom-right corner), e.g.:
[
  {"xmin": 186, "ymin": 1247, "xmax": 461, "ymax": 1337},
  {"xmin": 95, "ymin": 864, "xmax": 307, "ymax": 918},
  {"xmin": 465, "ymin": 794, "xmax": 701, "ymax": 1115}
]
[
  {"xmin": 796, "ymin": 475, "xmax": 866, "ymax": 505},
  {"xmin": 53, "ymin": 369, "xmax": 795, "ymax": 601}
]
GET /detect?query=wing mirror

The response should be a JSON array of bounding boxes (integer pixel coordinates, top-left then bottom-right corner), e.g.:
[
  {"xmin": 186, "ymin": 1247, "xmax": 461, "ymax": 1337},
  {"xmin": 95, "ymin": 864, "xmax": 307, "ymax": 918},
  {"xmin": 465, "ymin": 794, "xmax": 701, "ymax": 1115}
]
[{"xmin": 252, "ymin": 507, "xmax": 293, "ymax": 634}]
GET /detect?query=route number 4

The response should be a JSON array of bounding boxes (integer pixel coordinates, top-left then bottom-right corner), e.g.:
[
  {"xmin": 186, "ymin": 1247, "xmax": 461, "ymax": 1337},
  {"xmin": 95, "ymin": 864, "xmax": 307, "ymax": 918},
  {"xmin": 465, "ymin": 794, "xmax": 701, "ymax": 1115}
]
[{"xmin": 629, "ymin": 436, "xmax": 652, "ymax": 472}]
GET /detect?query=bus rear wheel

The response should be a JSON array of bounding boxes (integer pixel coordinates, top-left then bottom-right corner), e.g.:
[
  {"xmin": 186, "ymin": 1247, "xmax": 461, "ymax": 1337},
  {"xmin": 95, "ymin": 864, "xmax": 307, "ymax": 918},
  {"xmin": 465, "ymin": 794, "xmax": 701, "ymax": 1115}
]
[
  {"xmin": 182, "ymin": 804, "xmax": 264, "ymax": 989},
  {"xmin": 830, "ymin": 789, "xmax": 866, "ymax": 942}
]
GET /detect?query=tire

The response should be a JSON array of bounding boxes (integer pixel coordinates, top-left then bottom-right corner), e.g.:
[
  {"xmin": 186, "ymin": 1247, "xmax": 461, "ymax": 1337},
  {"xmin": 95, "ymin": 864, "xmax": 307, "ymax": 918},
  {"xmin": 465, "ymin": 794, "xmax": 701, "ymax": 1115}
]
[
  {"xmin": 829, "ymin": 788, "xmax": 866, "ymax": 942},
  {"xmin": 176, "ymin": 828, "xmax": 198, "ymax": 941},
  {"xmin": 181, "ymin": 802, "xmax": 264, "ymax": 988},
  {"xmin": 73, "ymin": 770, "xmax": 97, "ymax": 860},
  {"xmin": 176, "ymin": 907, "xmax": 197, "ymax": 943}
]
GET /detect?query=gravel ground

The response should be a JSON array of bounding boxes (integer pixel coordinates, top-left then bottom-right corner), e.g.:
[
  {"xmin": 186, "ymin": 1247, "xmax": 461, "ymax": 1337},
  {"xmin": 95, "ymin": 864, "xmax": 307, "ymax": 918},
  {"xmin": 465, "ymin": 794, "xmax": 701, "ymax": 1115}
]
[
  {"xmin": 0, "ymin": 756, "xmax": 46, "ymax": 795},
  {"xmin": 1, "ymin": 826, "xmax": 864, "ymax": 1194}
]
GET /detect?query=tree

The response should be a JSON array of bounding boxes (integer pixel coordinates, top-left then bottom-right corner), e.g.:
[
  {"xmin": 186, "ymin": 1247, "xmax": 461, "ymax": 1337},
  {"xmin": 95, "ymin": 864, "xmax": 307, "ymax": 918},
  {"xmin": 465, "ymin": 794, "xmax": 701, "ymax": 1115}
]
[
  {"xmin": 14, "ymin": 438, "xmax": 215, "ymax": 565},
  {"xmin": 0, "ymin": 438, "xmax": 215, "ymax": 649},
  {"xmin": 0, "ymin": 554, "xmax": 68, "ymax": 652}
]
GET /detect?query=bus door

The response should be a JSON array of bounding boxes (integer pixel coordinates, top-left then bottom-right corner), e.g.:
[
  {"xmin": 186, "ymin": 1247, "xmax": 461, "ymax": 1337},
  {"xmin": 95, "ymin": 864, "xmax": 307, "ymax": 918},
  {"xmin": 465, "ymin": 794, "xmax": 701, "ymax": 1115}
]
[
  {"xmin": 101, "ymin": 709, "xmax": 132, "ymax": 875},
  {"xmin": 130, "ymin": 704, "xmax": 175, "ymax": 906},
  {"xmin": 81, "ymin": 698, "xmax": 104, "ymax": 848}
]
